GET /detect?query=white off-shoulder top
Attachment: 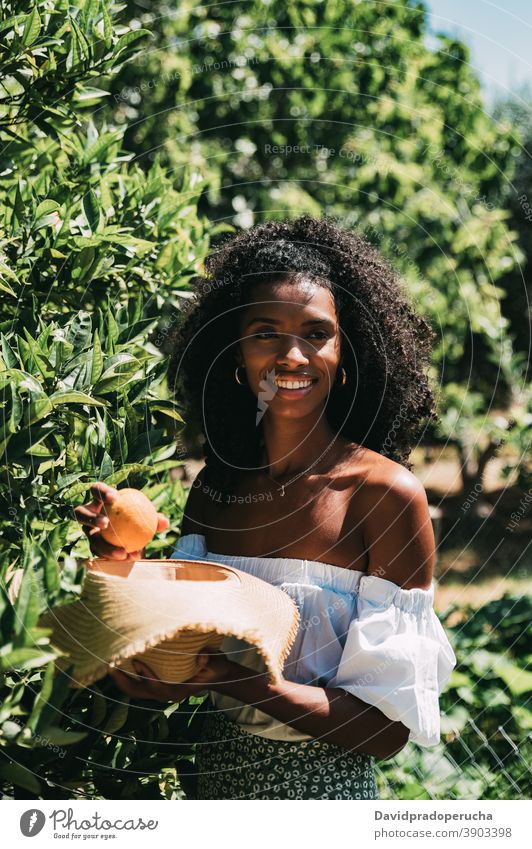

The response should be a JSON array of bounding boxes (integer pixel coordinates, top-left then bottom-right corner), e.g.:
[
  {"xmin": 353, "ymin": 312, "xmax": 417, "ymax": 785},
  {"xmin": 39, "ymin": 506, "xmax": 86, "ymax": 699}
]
[{"xmin": 171, "ymin": 533, "xmax": 457, "ymax": 748}]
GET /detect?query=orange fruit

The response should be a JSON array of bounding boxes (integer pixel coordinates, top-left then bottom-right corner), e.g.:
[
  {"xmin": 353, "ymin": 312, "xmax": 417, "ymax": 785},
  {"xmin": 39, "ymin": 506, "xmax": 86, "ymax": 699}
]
[{"xmin": 100, "ymin": 488, "xmax": 159, "ymax": 553}]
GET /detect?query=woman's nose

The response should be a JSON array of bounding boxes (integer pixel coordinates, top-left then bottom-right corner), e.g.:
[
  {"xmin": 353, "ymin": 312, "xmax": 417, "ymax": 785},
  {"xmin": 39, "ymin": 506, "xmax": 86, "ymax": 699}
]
[{"xmin": 276, "ymin": 335, "xmax": 310, "ymax": 367}]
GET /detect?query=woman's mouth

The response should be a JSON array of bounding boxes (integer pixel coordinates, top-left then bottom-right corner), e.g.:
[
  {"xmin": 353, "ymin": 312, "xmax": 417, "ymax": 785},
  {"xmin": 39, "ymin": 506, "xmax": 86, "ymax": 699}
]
[{"xmin": 272, "ymin": 375, "xmax": 318, "ymax": 398}]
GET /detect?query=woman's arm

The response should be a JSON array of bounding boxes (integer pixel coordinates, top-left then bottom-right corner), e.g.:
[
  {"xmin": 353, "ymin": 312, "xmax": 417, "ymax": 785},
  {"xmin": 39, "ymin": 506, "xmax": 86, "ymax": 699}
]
[
  {"xmin": 209, "ymin": 659, "xmax": 409, "ymax": 760},
  {"xmin": 110, "ymin": 654, "xmax": 408, "ymax": 760},
  {"xmin": 180, "ymin": 465, "xmax": 208, "ymax": 535}
]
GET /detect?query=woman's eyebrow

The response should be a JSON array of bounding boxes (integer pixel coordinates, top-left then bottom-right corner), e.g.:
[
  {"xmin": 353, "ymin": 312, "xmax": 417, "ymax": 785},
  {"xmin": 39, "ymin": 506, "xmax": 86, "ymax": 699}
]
[{"xmin": 245, "ymin": 316, "xmax": 336, "ymax": 328}]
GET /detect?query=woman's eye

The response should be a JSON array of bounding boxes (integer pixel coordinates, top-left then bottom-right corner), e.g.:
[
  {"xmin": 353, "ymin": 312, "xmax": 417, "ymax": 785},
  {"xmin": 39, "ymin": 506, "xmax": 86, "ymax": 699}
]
[{"xmin": 253, "ymin": 330, "xmax": 329, "ymax": 340}]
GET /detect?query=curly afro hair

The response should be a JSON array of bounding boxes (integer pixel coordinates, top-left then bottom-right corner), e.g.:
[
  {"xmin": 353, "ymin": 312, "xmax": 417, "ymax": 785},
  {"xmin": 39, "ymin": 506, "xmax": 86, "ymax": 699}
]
[{"xmin": 167, "ymin": 214, "xmax": 437, "ymax": 495}]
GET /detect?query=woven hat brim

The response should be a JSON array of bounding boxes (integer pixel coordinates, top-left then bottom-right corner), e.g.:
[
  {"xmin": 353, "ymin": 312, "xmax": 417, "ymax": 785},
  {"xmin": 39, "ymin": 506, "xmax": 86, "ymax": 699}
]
[{"xmin": 40, "ymin": 558, "xmax": 300, "ymax": 688}]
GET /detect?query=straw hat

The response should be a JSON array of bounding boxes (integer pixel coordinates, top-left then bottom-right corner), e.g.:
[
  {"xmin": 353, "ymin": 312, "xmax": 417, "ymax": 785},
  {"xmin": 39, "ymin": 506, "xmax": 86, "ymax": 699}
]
[{"xmin": 39, "ymin": 557, "xmax": 300, "ymax": 689}]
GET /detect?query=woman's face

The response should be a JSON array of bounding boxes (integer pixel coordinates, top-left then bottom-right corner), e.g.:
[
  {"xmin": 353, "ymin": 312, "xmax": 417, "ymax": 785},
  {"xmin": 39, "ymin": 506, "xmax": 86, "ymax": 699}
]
[{"xmin": 235, "ymin": 278, "xmax": 343, "ymax": 420}]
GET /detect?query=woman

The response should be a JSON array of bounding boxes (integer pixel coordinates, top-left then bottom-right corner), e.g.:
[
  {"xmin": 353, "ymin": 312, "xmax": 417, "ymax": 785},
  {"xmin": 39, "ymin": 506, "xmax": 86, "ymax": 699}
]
[{"xmin": 75, "ymin": 215, "xmax": 456, "ymax": 800}]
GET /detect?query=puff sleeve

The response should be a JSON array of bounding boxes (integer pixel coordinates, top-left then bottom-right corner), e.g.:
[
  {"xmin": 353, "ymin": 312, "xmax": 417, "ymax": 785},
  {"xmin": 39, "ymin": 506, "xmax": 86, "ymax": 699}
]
[{"xmin": 330, "ymin": 574, "xmax": 457, "ymax": 747}]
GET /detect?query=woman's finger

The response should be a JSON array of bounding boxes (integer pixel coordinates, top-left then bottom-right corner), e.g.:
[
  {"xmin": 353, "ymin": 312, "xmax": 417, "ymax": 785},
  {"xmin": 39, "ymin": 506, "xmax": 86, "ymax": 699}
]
[
  {"xmin": 90, "ymin": 483, "xmax": 118, "ymax": 504},
  {"xmin": 108, "ymin": 667, "xmax": 148, "ymax": 698},
  {"xmin": 109, "ymin": 665, "xmax": 177, "ymax": 702},
  {"xmin": 132, "ymin": 659, "xmax": 158, "ymax": 680},
  {"xmin": 156, "ymin": 513, "xmax": 170, "ymax": 532},
  {"xmin": 196, "ymin": 652, "xmax": 209, "ymax": 669},
  {"xmin": 75, "ymin": 506, "xmax": 109, "ymax": 528},
  {"xmin": 85, "ymin": 533, "xmax": 128, "ymax": 560},
  {"xmin": 73, "ymin": 483, "xmax": 118, "ymax": 528}
]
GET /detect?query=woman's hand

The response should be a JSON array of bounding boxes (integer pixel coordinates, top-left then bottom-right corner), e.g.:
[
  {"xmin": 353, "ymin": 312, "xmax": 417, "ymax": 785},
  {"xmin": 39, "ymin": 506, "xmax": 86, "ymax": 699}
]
[
  {"xmin": 107, "ymin": 650, "xmax": 236, "ymax": 703},
  {"xmin": 74, "ymin": 482, "xmax": 170, "ymax": 561}
]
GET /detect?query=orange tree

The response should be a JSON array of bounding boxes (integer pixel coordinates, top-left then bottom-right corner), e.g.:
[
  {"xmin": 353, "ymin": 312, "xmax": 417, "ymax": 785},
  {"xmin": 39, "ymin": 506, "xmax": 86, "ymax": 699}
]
[{"xmin": 0, "ymin": 0, "xmax": 216, "ymax": 799}]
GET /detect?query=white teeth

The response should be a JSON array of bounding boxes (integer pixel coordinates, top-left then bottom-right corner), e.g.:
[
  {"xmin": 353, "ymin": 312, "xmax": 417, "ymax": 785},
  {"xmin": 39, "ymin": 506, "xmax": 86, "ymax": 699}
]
[{"xmin": 275, "ymin": 379, "xmax": 313, "ymax": 389}]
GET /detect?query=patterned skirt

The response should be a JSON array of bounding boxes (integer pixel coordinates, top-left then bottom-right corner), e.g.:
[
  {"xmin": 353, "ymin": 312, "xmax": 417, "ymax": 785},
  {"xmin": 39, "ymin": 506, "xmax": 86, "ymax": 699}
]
[{"xmin": 189, "ymin": 702, "xmax": 380, "ymax": 800}]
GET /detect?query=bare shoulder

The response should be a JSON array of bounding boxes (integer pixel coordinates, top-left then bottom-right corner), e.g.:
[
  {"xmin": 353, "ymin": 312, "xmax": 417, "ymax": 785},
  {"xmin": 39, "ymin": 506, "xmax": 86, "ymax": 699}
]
[
  {"xmin": 363, "ymin": 447, "xmax": 427, "ymax": 500},
  {"xmin": 346, "ymin": 445, "xmax": 434, "ymax": 589}
]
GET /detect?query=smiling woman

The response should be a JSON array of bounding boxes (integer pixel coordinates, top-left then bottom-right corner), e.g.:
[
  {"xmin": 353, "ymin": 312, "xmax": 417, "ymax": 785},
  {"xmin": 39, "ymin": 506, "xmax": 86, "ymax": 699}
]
[
  {"xmin": 168, "ymin": 215, "xmax": 437, "ymax": 501},
  {"xmin": 143, "ymin": 214, "xmax": 458, "ymax": 800}
]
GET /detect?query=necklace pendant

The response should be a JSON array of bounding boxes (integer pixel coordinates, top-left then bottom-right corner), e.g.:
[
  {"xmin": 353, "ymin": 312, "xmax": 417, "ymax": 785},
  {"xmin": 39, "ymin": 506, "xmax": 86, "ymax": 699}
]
[{"xmin": 280, "ymin": 484, "xmax": 285, "ymax": 496}]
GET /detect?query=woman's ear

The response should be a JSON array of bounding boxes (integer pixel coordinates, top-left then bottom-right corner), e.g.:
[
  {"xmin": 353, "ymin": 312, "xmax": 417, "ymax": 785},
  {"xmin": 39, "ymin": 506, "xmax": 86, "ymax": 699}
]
[{"xmin": 233, "ymin": 343, "xmax": 244, "ymax": 367}]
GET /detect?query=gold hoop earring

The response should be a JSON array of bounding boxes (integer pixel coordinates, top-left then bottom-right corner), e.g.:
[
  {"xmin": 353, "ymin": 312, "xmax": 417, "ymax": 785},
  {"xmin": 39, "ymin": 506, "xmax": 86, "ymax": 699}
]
[
  {"xmin": 337, "ymin": 366, "xmax": 347, "ymax": 386},
  {"xmin": 235, "ymin": 366, "xmax": 247, "ymax": 385}
]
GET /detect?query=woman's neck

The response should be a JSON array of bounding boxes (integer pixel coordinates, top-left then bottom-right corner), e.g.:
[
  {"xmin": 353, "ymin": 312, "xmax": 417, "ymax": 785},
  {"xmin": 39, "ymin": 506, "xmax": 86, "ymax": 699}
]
[{"xmin": 260, "ymin": 414, "xmax": 341, "ymax": 479}]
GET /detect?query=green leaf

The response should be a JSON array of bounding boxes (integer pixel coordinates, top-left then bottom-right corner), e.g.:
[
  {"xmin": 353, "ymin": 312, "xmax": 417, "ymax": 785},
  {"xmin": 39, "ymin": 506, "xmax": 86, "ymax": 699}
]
[
  {"xmin": 101, "ymin": 6, "xmax": 112, "ymax": 44},
  {"xmin": 0, "ymin": 761, "xmax": 41, "ymax": 794},
  {"xmin": 92, "ymin": 372, "xmax": 139, "ymax": 394},
  {"xmin": 27, "ymin": 660, "xmax": 55, "ymax": 732},
  {"xmin": 9, "ymin": 384, "xmax": 23, "ymax": 433},
  {"xmin": 101, "ymin": 352, "xmax": 139, "ymax": 373},
  {"xmin": 99, "ymin": 450, "xmax": 113, "ymax": 478},
  {"xmin": 26, "ymin": 397, "xmax": 54, "ymax": 425},
  {"xmin": 73, "ymin": 86, "xmax": 111, "ymax": 104},
  {"xmin": 104, "ymin": 463, "xmax": 153, "ymax": 485},
  {"xmin": 0, "ymin": 332, "xmax": 17, "ymax": 368},
  {"xmin": 106, "ymin": 306, "xmax": 119, "ymax": 354},
  {"xmin": 397, "ymin": 782, "xmax": 431, "ymax": 800},
  {"xmin": 83, "ymin": 131, "xmax": 121, "ymax": 166},
  {"xmin": 14, "ymin": 568, "xmax": 42, "ymax": 636},
  {"xmin": 37, "ymin": 727, "xmax": 88, "ymax": 746},
  {"xmin": 0, "ymin": 648, "xmax": 57, "ymax": 672},
  {"xmin": 122, "ymin": 393, "xmax": 139, "ymax": 445},
  {"xmin": 56, "ymin": 471, "xmax": 87, "ymax": 490},
  {"xmin": 22, "ymin": 7, "xmax": 41, "ymax": 46},
  {"xmin": 114, "ymin": 29, "xmax": 151, "ymax": 56},
  {"xmin": 12, "ymin": 182, "xmax": 25, "ymax": 230},
  {"xmin": 50, "ymin": 390, "xmax": 108, "ymax": 407},
  {"xmin": 93, "ymin": 353, "xmax": 140, "ymax": 394},
  {"xmin": 59, "ymin": 481, "xmax": 95, "ymax": 502},
  {"xmin": 21, "ymin": 329, "xmax": 54, "ymax": 379},
  {"xmin": 491, "ymin": 657, "xmax": 532, "ymax": 697},
  {"xmin": 82, "ymin": 190, "xmax": 101, "ymax": 233},
  {"xmin": 89, "ymin": 684, "xmax": 107, "ymax": 726},
  {"xmin": 0, "ymin": 277, "xmax": 17, "ymax": 298},
  {"xmin": 66, "ymin": 15, "xmax": 88, "ymax": 71},
  {"xmin": 6, "ymin": 369, "xmax": 44, "ymax": 395},
  {"xmin": 79, "ymin": 0, "xmax": 98, "ymax": 31},
  {"xmin": 66, "ymin": 312, "xmax": 92, "ymax": 352},
  {"xmin": 44, "ymin": 552, "xmax": 60, "ymax": 598},
  {"xmin": 91, "ymin": 329, "xmax": 103, "ymax": 383},
  {"xmin": 0, "ymin": 15, "xmax": 26, "ymax": 37},
  {"xmin": 21, "ymin": 442, "xmax": 54, "ymax": 459},
  {"xmin": 34, "ymin": 199, "xmax": 60, "ymax": 219},
  {"xmin": 147, "ymin": 402, "xmax": 184, "ymax": 424},
  {"xmin": 71, "ymin": 246, "xmax": 96, "ymax": 283},
  {"xmin": 117, "ymin": 317, "xmax": 157, "ymax": 345},
  {"xmin": 103, "ymin": 697, "xmax": 130, "ymax": 733}
]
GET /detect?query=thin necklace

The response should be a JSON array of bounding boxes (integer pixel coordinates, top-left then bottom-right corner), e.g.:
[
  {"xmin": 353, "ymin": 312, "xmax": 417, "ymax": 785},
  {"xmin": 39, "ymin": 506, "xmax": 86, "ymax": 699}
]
[{"xmin": 260, "ymin": 435, "xmax": 340, "ymax": 497}]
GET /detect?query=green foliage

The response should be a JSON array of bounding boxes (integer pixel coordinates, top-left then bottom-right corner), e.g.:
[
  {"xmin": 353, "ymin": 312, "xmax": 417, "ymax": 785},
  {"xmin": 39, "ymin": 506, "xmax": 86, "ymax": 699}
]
[
  {"xmin": 378, "ymin": 593, "xmax": 532, "ymax": 800},
  {"xmin": 0, "ymin": 1, "xmax": 210, "ymax": 320},
  {"xmin": 492, "ymin": 86, "xmax": 532, "ymax": 356},
  {"xmin": 0, "ymin": 0, "xmax": 150, "ymax": 133},
  {"xmin": 0, "ymin": 0, "xmax": 211, "ymax": 800}
]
